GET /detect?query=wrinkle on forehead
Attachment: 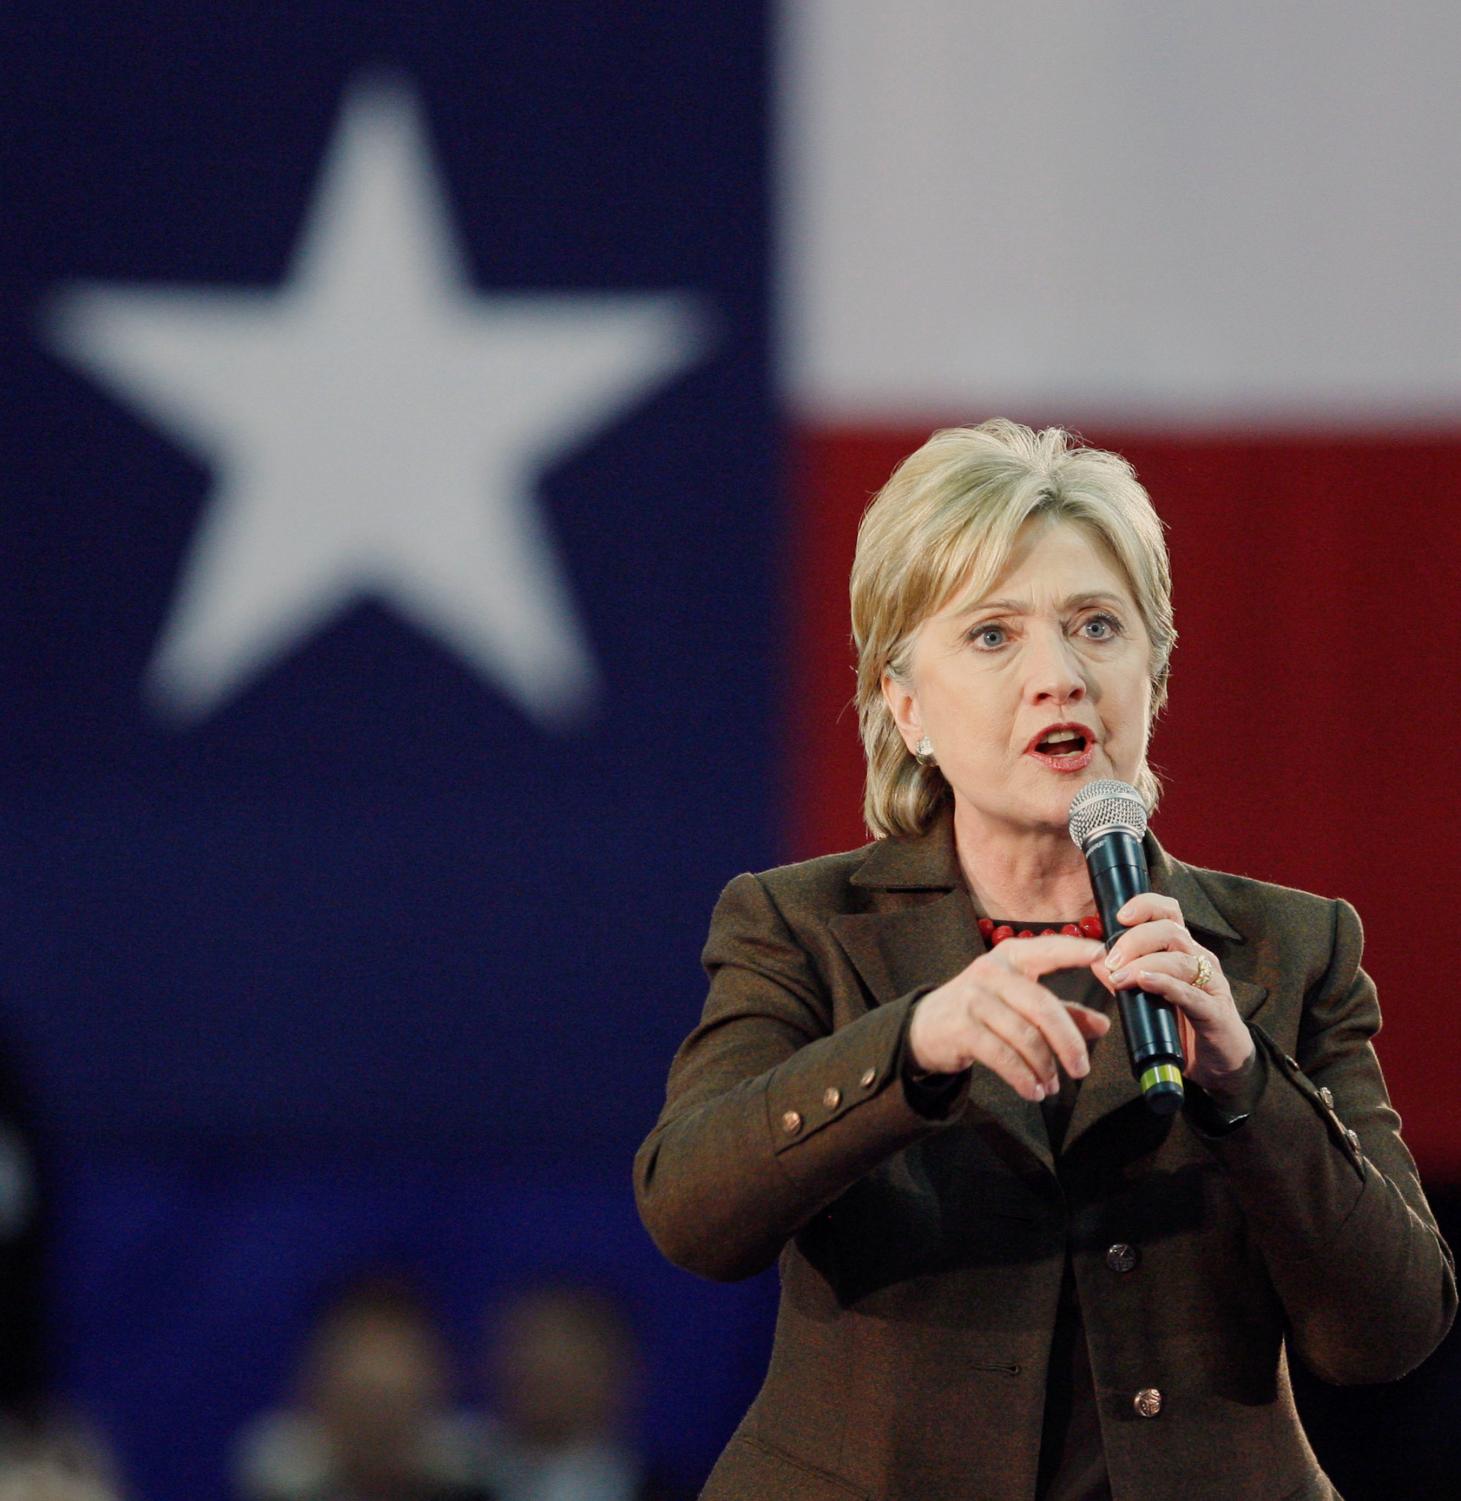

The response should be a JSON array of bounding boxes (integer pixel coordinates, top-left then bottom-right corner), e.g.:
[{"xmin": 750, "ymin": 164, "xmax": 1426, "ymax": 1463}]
[{"xmin": 934, "ymin": 516, "xmax": 1135, "ymax": 627}]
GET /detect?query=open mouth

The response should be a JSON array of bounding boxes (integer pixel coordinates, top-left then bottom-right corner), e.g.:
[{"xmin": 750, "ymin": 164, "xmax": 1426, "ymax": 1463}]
[
  {"xmin": 1033, "ymin": 728, "xmax": 1090, "ymax": 757},
  {"xmin": 1025, "ymin": 724, "xmax": 1097, "ymax": 770}
]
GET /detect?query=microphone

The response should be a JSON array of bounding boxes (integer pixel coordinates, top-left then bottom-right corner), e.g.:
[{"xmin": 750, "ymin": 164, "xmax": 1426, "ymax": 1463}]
[{"xmin": 1068, "ymin": 779, "xmax": 1185, "ymax": 1116}]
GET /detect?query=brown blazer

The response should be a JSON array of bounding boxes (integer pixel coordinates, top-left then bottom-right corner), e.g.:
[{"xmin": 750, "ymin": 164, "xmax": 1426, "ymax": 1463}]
[{"xmin": 634, "ymin": 809, "xmax": 1456, "ymax": 1501}]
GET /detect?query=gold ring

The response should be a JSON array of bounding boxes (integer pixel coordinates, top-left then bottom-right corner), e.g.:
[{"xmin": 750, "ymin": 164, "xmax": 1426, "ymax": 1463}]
[{"xmin": 1191, "ymin": 953, "xmax": 1214, "ymax": 991}]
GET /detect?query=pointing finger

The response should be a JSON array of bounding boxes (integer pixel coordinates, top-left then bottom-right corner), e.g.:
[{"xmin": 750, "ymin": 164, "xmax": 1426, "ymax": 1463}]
[
  {"xmin": 995, "ymin": 936, "xmax": 1106, "ymax": 981},
  {"xmin": 1069, "ymin": 1004, "xmax": 1112, "ymax": 1040},
  {"xmin": 996, "ymin": 971, "xmax": 1096, "ymax": 1080}
]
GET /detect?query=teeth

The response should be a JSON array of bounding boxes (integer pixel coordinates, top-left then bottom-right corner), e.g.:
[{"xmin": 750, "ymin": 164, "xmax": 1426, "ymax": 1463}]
[{"xmin": 1042, "ymin": 729, "xmax": 1081, "ymax": 745}]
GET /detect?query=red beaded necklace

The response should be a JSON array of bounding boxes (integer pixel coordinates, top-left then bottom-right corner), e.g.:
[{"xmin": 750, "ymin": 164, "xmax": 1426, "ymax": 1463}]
[{"xmin": 979, "ymin": 915, "xmax": 1105, "ymax": 946}]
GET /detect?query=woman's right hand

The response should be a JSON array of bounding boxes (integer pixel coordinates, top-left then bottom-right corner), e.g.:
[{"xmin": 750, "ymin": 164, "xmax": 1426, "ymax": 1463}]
[{"xmin": 906, "ymin": 935, "xmax": 1110, "ymax": 1102}]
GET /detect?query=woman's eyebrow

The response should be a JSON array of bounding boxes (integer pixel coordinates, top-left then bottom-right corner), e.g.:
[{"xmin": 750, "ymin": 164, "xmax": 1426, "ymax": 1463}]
[{"xmin": 958, "ymin": 596, "xmax": 1024, "ymax": 616}]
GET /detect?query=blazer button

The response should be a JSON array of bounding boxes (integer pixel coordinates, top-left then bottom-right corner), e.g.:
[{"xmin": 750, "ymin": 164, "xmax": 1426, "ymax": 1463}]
[
  {"xmin": 1133, "ymin": 1387, "xmax": 1163, "ymax": 1418},
  {"xmin": 823, "ymin": 1087, "xmax": 842, "ymax": 1109},
  {"xmin": 1318, "ymin": 1086, "xmax": 1334, "ymax": 1108},
  {"xmin": 781, "ymin": 1110, "xmax": 803, "ymax": 1135},
  {"xmin": 859, "ymin": 1067, "xmax": 877, "ymax": 1089},
  {"xmin": 1105, "ymin": 1243, "xmax": 1139, "ymax": 1274}
]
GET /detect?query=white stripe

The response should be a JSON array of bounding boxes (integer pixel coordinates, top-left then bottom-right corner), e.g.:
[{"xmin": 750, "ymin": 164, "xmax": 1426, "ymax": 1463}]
[{"xmin": 780, "ymin": 1, "xmax": 1461, "ymax": 424}]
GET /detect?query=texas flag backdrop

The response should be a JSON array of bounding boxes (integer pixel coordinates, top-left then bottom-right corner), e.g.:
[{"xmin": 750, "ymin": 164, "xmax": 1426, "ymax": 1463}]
[{"xmin": 1, "ymin": 2, "xmax": 1458, "ymax": 1496}]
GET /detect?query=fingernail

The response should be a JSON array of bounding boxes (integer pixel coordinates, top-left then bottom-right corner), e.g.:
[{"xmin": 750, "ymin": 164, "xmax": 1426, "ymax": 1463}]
[
  {"xmin": 1106, "ymin": 948, "xmax": 1123, "ymax": 969},
  {"xmin": 1032, "ymin": 1082, "xmax": 1045, "ymax": 1101},
  {"xmin": 1109, "ymin": 967, "xmax": 1128, "ymax": 984},
  {"xmin": 1073, "ymin": 1055, "xmax": 1089, "ymax": 1078},
  {"xmin": 1046, "ymin": 1074, "xmax": 1059, "ymax": 1094}
]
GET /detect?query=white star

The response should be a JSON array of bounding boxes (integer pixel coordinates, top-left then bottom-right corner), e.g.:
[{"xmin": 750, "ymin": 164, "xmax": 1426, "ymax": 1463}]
[{"xmin": 44, "ymin": 77, "xmax": 708, "ymax": 726}]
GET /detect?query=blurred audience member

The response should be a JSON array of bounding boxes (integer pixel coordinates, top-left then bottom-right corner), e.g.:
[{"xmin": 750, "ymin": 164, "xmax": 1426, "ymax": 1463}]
[
  {"xmin": 472, "ymin": 1284, "xmax": 688, "ymax": 1501},
  {"xmin": 0, "ymin": 1026, "xmax": 129, "ymax": 1500},
  {"xmin": 0, "ymin": 1033, "xmax": 49, "ymax": 1425},
  {"xmin": 233, "ymin": 1273, "xmax": 489, "ymax": 1501},
  {"xmin": 0, "ymin": 1412, "xmax": 124, "ymax": 1501}
]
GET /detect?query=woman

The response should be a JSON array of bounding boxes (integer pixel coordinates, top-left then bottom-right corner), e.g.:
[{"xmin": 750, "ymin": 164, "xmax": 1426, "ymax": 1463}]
[{"xmin": 633, "ymin": 421, "xmax": 1455, "ymax": 1501}]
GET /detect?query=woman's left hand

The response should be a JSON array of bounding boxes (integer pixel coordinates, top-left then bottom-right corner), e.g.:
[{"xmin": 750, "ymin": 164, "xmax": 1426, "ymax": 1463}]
[{"xmin": 1095, "ymin": 892, "xmax": 1256, "ymax": 1098}]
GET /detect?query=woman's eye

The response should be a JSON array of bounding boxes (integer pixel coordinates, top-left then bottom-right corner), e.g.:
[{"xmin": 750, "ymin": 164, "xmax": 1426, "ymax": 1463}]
[
  {"xmin": 1080, "ymin": 612, "xmax": 1123, "ymax": 641},
  {"xmin": 971, "ymin": 624, "xmax": 1008, "ymax": 649}
]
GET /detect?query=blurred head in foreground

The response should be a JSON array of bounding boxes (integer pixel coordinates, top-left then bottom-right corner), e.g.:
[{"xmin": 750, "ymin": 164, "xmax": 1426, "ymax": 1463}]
[
  {"xmin": 485, "ymin": 1283, "xmax": 639, "ymax": 1449},
  {"xmin": 235, "ymin": 1272, "xmax": 484, "ymax": 1501}
]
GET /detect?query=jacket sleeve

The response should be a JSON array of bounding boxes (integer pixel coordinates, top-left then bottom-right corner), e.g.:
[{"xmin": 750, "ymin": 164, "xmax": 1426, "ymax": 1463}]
[
  {"xmin": 633, "ymin": 871, "xmax": 969, "ymax": 1282},
  {"xmin": 1194, "ymin": 897, "xmax": 1457, "ymax": 1383}
]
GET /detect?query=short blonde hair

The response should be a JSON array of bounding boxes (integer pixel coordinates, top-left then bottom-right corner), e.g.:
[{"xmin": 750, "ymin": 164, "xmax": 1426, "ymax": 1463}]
[{"xmin": 851, "ymin": 420, "xmax": 1175, "ymax": 839}]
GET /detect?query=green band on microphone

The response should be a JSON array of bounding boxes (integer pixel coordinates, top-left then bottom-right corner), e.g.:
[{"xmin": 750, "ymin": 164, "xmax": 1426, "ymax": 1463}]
[{"xmin": 1140, "ymin": 1062, "xmax": 1184, "ymax": 1098}]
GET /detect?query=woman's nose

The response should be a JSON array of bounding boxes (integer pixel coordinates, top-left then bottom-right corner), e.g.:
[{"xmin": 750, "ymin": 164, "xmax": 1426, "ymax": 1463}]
[{"xmin": 1025, "ymin": 630, "xmax": 1086, "ymax": 704}]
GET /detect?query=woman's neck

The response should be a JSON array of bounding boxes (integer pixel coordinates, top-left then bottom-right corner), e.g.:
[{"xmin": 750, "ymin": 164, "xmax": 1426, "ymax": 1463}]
[{"xmin": 952, "ymin": 798, "xmax": 1095, "ymax": 921}]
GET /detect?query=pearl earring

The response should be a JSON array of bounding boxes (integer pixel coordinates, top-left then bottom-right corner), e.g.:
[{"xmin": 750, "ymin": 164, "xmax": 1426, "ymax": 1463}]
[{"xmin": 914, "ymin": 735, "xmax": 936, "ymax": 766}]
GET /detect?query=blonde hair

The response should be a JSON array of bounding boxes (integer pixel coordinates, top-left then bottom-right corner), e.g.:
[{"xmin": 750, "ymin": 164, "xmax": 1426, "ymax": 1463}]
[{"xmin": 851, "ymin": 420, "xmax": 1175, "ymax": 839}]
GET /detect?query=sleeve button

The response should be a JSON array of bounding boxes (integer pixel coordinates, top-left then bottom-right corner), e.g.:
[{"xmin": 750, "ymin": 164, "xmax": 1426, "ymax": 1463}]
[
  {"xmin": 823, "ymin": 1087, "xmax": 842, "ymax": 1109},
  {"xmin": 781, "ymin": 1110, "xmax": 803, "ymax": 1135},
  {"xmin": 1133, "ymin": 1387, "xmax": 1163, "ymax": 1418},
  {"xmin": 1318, "ymin": 1086, "xmax": 1334, "ymax": 1108},
  {"xmin": 859, "ymin": 1067, "xmax": 877, "ymax": 1089},
  {"xmin": 1346, "ymin": 1128, "xmax": 1360, "ymax": 1152},
  {"xmin": 1105, "ymin": 1243, "xmax": 1139, "ymax": 1274}
]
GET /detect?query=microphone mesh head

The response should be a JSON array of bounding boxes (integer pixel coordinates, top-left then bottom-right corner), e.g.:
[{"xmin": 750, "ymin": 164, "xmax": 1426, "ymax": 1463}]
[{"xmin": 1068, "ymin": 779, "xmax": 1148, "ymax": 849}]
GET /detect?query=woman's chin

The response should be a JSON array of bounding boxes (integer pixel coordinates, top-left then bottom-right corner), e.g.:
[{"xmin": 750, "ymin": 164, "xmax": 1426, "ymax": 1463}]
[
  {"xmin": 1027, "ymin": 771, "xmax": 1107, "ymax": 830},
  {"xmin": 955, "ymin": 758, "xmax": 1134, "ymax": 838}
]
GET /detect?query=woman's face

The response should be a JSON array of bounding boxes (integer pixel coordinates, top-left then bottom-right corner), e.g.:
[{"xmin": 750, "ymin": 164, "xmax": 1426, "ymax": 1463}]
[{"xmin": 884, "ymin": 519, "xmax": 1154, "ymax": 840}]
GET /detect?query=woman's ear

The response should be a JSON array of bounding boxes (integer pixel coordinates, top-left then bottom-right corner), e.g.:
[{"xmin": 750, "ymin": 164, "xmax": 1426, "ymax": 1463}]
[{"xmin": 881, "ymin": 671, "xmax": 923, "ymax": 753}]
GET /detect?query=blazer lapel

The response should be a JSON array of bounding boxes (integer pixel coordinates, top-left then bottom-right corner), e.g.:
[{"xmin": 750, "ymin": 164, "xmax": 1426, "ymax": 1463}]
[
  {"xmin": 830, "ymin": 889, "xmax": 982, "ymax": 1014},
  {"xmin": 829, "ymin": 809, "xmax": 1055, "ymax": 1172}
]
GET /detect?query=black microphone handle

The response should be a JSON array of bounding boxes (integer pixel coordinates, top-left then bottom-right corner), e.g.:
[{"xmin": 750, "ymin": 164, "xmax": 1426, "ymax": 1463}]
[{"xmin": 1084, "ymin": 830, "xmax": 1186, "ymax": 1116}]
